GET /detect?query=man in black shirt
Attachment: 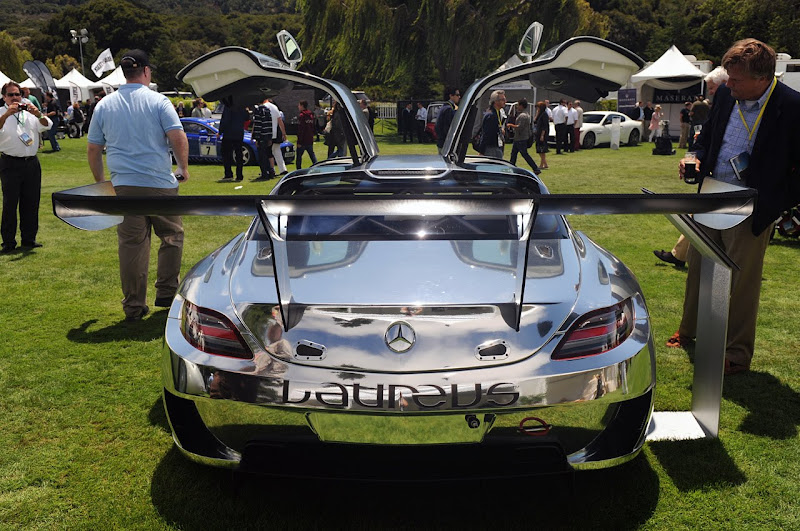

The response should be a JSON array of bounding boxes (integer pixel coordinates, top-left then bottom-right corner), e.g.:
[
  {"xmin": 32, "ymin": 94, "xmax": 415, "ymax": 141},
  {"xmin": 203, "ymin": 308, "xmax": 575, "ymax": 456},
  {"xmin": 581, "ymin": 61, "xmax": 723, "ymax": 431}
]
[
  {"xmin": 435, "ymin": 87, "xmax": 460, "ymax": 151},
  {"xmin": 642, "ymin": 102, "xmax": 654, "ymax": 142},
  {"xmin": 44, "ymin": 92, "xmax": 61, "ymax": 152},
  {"xmin": 678, "ymin": 101, "xmax": 692, "ymax": 148}
]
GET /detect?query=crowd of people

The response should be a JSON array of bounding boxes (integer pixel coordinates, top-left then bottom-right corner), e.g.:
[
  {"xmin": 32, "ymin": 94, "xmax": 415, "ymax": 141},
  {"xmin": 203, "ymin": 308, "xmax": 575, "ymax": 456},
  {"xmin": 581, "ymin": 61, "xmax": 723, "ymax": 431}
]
[{"xmin": 472, "ymin": 90, "xmax": 585, "ymax": 171}]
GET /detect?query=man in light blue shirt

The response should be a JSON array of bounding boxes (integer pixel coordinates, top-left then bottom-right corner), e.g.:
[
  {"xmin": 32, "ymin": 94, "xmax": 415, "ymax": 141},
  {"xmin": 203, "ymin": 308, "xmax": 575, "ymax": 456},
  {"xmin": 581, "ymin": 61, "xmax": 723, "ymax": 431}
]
[{"xmin": 87, "ymin": 49, "xmax": 190, "ymax": 321}]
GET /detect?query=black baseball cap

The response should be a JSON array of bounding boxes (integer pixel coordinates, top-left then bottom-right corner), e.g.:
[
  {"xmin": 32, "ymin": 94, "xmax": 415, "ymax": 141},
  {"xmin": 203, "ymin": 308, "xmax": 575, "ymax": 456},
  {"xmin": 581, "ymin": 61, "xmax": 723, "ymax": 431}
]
[{"xmin": 120, "ymin": 49, "xmax": 153, "ymax": 70}]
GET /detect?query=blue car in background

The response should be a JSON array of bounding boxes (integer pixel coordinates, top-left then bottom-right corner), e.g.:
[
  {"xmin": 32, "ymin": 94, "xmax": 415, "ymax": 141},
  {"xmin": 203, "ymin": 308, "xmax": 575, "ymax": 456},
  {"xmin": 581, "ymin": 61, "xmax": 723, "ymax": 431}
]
[{"xmin": 180, "ymin": 117, "xmax": 295, "ymax": 166}]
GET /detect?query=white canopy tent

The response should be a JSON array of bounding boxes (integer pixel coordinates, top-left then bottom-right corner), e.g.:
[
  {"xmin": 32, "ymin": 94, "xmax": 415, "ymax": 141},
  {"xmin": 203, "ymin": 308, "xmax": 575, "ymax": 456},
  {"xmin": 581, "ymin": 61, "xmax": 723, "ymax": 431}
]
[
  {"xmin": 98, "ymin": 65, "xmax": 126, "ymax": 87},
  {"xmin": 631, "ymin": 45, "xmax": 706, "ymax": 89},
  {"xmin": 631, "ymin": 45, "xmax": 707, "ymax": 134},
  {"xmin": 56, "ymin": 68, "xmax": 105, "ymax": 102},
  {"xmin": 0, "ymin": 70, "xmax": 11, "ymax": 87},
  {"xmin": 98, "ymin": 65, "xmax": 157, "ymax": 91}
]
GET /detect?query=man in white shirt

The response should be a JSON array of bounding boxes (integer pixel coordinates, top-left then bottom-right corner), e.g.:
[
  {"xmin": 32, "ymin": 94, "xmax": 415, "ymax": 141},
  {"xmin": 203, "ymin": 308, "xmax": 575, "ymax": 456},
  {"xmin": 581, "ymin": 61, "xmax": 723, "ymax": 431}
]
[
  {"xmin": 573, "ymin": 100, "xmax": 584, "ymax": 151},
  {"xmin": 415, "ymin": 102, "xmax": 427, "ymax": 143},
  {"xmin": 552, "ymin": 99, "xmax": 568, "ymax": 154},
  {"xmin": 0, "ymin": 82, "xmax": 52, "ymax": 252},
  {"xmin": 266, "ymin": 99, "xmax": 288, "ymax": 175}
]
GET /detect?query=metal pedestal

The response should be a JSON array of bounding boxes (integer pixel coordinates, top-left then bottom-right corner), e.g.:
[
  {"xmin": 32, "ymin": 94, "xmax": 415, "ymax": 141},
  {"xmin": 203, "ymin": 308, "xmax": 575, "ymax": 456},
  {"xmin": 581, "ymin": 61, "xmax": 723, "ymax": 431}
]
[{"xmin": 647, "ymin": 213, "xmax": 736, "ymax": 441}]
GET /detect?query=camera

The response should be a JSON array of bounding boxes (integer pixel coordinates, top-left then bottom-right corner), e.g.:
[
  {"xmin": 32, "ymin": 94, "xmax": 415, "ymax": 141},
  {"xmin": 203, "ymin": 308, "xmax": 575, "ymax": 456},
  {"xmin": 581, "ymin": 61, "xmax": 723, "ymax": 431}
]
[{"xmin": 16, "ymin": 102, "xmax": 28, "ymax": 112}]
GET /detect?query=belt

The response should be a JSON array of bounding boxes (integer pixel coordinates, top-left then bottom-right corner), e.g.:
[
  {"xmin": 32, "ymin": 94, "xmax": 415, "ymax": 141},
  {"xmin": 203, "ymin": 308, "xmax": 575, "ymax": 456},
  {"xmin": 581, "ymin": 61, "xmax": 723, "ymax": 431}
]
[{"xmin": 1, "ymin": 153, "xmax": 37, "ymax": 161}]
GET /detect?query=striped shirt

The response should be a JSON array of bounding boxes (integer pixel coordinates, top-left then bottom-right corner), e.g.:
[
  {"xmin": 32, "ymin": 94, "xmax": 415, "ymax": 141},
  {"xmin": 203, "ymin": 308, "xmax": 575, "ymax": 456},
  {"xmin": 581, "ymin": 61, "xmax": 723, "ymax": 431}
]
[{"xmin": 251, "ymin": 104, "xmax": 273, "ymax": 141}]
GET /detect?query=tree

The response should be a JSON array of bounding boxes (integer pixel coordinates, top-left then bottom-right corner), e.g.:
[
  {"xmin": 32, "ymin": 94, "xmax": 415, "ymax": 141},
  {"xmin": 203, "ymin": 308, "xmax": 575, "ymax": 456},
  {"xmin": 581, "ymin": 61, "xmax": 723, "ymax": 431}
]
[
  {"xmin": 0, "ymin": 31, "xmax": 28, "ymax": 81},
  {"xmin": 45, "ymin": 54, "xmax": 80, "ymax": 79},
  {"xmin": 297, "ymin": 0, "xmax": 603, "ymax": 100},
  {"xmin": 28, "ymin": 0, "xmax": 167, "ymax": 81}
]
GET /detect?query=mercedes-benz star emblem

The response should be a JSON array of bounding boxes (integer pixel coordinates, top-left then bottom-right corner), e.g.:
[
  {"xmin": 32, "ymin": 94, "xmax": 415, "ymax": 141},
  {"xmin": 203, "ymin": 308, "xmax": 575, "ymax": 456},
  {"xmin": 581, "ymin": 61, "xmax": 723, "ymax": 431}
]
[{"xmin": 385, "ymin": 321, "xmax": 416, "ymax": 353}]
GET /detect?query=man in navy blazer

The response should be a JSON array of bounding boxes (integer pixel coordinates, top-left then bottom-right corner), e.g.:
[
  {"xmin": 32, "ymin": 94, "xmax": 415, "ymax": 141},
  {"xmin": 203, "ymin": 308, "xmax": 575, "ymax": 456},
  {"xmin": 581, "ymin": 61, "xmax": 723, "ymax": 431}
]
[{"xmin": 667, "ymin": 38, "xmax": 800, "ymax": 375}]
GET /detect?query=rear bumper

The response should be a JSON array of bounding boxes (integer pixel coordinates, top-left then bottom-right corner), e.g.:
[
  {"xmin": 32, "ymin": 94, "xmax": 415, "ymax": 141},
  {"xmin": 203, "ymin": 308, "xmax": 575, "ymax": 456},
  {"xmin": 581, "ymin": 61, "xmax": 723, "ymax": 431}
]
[
  {"xmin": 164, "ymin": 386, "xmax": 653, "ymax": 477},
  {"xmin": 162, "ymin": 310, "xmax": 655, "ymax": 473}
]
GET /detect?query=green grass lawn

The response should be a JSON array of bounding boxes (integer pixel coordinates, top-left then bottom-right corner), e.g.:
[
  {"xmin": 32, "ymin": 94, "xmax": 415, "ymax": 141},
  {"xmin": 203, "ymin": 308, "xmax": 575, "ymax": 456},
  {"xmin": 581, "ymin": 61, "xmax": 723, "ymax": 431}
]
[{"xmin": 1, "ymin": 133, "xmax": 799, "ymax": 529}]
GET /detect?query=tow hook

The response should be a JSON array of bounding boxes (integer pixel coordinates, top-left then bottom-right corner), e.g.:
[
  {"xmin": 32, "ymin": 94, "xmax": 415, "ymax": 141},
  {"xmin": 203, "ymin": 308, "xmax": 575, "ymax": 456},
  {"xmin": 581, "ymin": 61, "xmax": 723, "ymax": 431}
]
[
  {"xmin": 518, "ymin": 416, "xmax": 552, "ymax": 436},
  {"xmin": 465, "ymin": 414, "xmax": 496, "ymax": 429}
]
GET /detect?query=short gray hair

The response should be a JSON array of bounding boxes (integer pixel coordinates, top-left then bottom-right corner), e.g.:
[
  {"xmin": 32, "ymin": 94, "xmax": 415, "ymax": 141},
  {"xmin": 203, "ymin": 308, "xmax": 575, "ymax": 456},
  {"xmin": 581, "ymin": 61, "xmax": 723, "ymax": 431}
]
[
  {"xmin": 704, "ymin": 66, "xmax": 729, "ymax": 85},
  {"xmin": 489, "ymin": 90, "xmax": 506, "ymax": 104}
]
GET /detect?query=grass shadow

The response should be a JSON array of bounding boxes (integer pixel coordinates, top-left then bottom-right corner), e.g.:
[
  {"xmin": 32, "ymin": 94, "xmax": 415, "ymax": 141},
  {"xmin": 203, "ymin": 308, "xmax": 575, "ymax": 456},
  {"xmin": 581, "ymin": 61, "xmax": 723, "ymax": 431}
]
[
  {"xmin": 150, "ymin": 447, "xmax": 660, "ymax": 529},
  {"xmin": 148, "ymin": 396, "xmax": 171, "ymax": 433},
  {"xmin": 768, "ymin": 236, "xmax": 800, "ymax": 249},
  {"xmin": 722, "ymin": 370, "xmax": 800, "ymax": 439},
  {"xmin": 66, "ymin": 310, "xmax": 168, "ymax": 343},
  {"xmin": 649, "ymin": 438, "xmax": 746, "ymax": 491},
  {"xmin": 1, "ymin": 247, "xmax": 40, "ymax": 261}
]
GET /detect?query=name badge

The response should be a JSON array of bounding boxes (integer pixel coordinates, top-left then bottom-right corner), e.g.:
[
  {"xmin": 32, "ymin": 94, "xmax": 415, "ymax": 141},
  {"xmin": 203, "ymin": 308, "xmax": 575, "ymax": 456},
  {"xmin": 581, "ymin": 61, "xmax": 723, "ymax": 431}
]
[
  {"xmin": 730, "ymin": 151, "xmax": 750, "ymax": 181},
  {"xmin": 19, "ymin": 132, "xmax": 33, "ymax": 146}
]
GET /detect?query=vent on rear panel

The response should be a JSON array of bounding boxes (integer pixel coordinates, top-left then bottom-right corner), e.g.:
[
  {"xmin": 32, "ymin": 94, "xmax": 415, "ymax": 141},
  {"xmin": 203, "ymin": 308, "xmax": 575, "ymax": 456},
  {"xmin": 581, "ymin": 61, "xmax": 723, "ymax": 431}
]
[
  {"xmin": 475, "ymin": 340, "xmax": 509, "ymax": 361},
  {"xmin": 370, "ymin": 169, "xmax": 447, "ymax": 176},
  {"xmin": 295, "ymin": 340, "xmax": 326, "ymax": 360}
]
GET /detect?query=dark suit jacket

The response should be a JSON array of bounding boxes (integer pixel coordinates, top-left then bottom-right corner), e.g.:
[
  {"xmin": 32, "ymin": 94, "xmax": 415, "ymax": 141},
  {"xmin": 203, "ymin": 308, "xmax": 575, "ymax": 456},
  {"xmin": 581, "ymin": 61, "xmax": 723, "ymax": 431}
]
[
  {"xmin": 435, "ymin": 101, "xmax": 456, "ymax": 149},
  {"xmin": 694, "ymin": 82, "xmax": 800, "ymax": 235}
]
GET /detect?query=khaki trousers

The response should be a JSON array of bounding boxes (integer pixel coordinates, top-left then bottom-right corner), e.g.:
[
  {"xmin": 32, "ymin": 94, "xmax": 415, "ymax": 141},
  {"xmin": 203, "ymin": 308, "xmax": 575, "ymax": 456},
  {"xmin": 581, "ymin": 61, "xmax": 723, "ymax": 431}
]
[
  {"xmin": 678, "ymin": 217, "xmax": 773, "ymax": 366},
  {"xmin": 672, "ymin": 233, "xmax": 689, "ymax": 262},
  {"xmin": 679, "ymin": 122, "xmax": 691, "ymax": 148},
  {"xmin": 115, "ymin": 186, "xmax": 183, "ymax": 318}
]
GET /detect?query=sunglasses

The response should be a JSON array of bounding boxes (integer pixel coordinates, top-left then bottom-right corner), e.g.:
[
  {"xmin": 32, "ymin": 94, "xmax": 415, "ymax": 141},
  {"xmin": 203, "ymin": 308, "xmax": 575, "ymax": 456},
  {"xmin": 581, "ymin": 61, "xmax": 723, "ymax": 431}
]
[{"xmin": 5, "ymin": 93, "xmax": 21, "ymax": 97}]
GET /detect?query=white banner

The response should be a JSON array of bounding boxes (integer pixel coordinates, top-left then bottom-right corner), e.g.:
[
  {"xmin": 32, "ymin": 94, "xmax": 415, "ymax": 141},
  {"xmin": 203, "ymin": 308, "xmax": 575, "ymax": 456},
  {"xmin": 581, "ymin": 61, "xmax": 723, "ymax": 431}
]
[
  {"xmin": 91, "ymin": 48, "xmax": 115, "ymax": 78},
  {"xmin": 69, "ymin": 82, "xmax": 80, "ymax": 104}
]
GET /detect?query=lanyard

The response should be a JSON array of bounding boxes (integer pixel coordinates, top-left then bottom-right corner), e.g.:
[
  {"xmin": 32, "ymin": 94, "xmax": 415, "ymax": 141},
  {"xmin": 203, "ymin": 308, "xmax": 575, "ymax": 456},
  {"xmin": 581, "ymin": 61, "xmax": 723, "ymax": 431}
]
[
  {"xmin": 14, "ymin": 109, "xmax": 26, "ymax": 126},
  {"xmin": 736, "ymin": 77, "xmax": 776, "ymax": 145},
  {"xmin": 495, "ymin": 107, "xmax": 502, "ymax": 127}
]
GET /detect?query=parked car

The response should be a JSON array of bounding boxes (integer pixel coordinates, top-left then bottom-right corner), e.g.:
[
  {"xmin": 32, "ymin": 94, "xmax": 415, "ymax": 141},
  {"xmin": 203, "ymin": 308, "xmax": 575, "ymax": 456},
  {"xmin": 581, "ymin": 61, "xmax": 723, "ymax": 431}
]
[
  {"xmin": 548, "ymin": 110, "xmax": 642, "ymax": 149},
  {"xmin": 53, "ymin": 37, "xmax": 752, "ymax": 479},
  {"xmin": 422, "ymin": 101, "xmax": 447, "ymax": 143},
  {"xmin": 181, "ymin": 117, "xmax": 295, "ymax": 166}
]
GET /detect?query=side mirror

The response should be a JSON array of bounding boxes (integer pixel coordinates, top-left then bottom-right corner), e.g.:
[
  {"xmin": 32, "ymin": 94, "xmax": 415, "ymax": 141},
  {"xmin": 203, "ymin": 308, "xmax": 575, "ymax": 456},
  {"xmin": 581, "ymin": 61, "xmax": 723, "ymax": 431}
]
[
  {"xmin": 518, "ymin": 22, "xmax": 544, "ymax": 60},
  {"xmin": 276, "ymin": 30, "xmax": 302, "ymax": 69}
]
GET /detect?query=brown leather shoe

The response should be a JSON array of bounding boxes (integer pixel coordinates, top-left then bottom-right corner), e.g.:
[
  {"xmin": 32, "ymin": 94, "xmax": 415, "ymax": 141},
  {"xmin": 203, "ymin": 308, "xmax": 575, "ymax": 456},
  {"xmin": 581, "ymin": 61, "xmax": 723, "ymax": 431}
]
[
  {"xmin": 724, "ymin": 359, "xmax": 750, "ymax": 375},
  {"xmin": 665, "ymin": 331, "xmax": 693, "ymax": 348},
  {"xmin": 653, "ymin": 249, "xmax": 686, "ymax": 268}
]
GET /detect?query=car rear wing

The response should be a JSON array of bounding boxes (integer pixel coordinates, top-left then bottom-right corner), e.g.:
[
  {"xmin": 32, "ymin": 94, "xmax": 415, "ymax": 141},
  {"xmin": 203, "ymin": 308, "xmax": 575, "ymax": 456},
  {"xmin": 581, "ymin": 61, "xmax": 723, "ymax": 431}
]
[{"xmin": 52, "ymin": 182, "xmax": 756, "ymax": 330}]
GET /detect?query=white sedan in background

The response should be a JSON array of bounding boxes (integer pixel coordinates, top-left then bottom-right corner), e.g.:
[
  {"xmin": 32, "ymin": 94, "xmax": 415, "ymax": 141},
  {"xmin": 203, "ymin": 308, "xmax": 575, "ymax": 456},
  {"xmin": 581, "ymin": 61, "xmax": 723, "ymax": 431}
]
[{"xmin": 549, "ymin": 111, "xmax": 642, "ymax": 149}]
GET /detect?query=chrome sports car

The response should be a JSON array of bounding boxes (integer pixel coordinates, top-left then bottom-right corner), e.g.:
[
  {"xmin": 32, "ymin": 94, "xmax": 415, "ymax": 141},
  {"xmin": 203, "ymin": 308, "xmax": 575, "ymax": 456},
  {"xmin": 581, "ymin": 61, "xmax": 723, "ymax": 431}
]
[
  {"xmin": 181, "ymin": 117, "xmax": 296, "ymax": 166},
  {"xmin": 54, "ymin": 35, "xmax": 753, "ymax": 478}
]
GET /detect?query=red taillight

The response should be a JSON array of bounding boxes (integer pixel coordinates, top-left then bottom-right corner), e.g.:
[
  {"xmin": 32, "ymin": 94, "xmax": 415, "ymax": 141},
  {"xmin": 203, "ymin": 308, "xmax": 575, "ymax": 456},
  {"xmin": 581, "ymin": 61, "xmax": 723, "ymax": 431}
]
[
  {"xmin": 551, "ymin": 299, "xmax": 634, "ymax": 360},
  {"xmin": 181, "ymin": 301, "xmax": 252, "ymax": 359}
]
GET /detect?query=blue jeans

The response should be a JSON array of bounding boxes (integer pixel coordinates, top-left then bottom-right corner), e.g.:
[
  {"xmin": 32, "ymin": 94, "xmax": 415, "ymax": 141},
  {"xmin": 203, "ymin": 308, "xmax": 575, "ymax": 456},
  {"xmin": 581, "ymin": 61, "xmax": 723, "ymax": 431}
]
[
  {"xmin": 510, "ymin": 140, "xmax": 539, "ymax": 172},
  {"xmin": 296, "ymin": 144, "xmax": 317, "ymax": 169},
  {"xmin": 48, "ymin": 120, "xmax": 60, "ymax": 151}
]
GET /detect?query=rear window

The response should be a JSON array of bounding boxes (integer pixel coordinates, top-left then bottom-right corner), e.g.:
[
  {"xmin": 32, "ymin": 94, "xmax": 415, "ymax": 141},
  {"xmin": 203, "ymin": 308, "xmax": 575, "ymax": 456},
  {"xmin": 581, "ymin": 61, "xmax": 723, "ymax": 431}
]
[{"xmin": 582, "ymin": 114, "xmax": 605, "ymax": 124}]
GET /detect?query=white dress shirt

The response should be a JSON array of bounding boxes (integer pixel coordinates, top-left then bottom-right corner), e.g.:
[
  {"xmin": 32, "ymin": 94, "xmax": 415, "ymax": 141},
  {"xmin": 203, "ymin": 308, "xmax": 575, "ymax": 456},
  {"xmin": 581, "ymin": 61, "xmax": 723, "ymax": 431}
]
[
  {"xmin": 552, "ymin": 104, "xmax": 567, "ymax": 125},
  {"xmin": 0, "ymin": 106, "xmax": 52, "ymax": 157}
]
